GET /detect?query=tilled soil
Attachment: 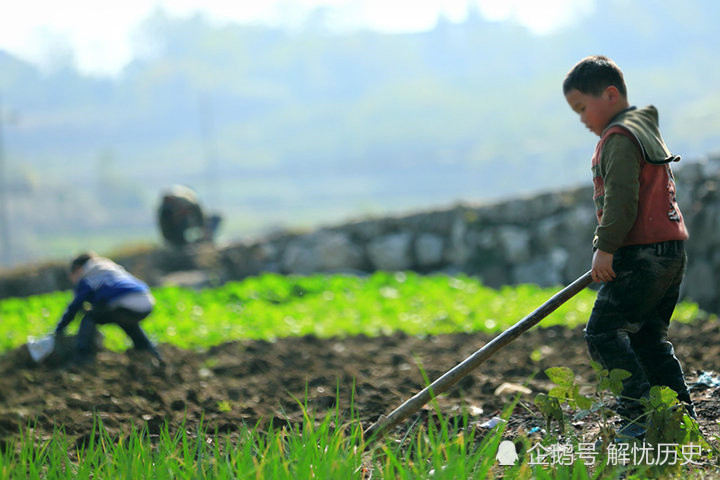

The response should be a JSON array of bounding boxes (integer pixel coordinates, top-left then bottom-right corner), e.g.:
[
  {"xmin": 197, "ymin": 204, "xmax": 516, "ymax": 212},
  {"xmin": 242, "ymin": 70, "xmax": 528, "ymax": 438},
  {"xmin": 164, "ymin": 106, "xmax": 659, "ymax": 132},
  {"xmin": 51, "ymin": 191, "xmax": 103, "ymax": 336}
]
[{"xmin": 1, "ymin": 319, "xmax": 719, "ymax": 452}]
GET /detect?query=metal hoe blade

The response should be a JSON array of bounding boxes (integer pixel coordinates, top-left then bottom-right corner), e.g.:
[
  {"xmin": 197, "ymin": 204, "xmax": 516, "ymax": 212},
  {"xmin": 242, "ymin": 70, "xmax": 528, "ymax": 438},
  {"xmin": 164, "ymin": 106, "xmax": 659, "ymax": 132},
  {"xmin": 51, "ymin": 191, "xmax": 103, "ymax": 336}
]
[{"xmin": 364, "ymin": 270, "xmax": 593, "ymax": 441}]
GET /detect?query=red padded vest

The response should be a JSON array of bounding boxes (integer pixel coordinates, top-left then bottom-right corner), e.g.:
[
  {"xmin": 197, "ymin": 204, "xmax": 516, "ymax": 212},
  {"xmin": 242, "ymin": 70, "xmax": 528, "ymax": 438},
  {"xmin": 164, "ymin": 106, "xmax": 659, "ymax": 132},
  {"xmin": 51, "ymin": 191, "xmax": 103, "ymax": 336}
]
[{"xmin": 592, "ymin": 125, "xmax": 688, "ymax": 247}]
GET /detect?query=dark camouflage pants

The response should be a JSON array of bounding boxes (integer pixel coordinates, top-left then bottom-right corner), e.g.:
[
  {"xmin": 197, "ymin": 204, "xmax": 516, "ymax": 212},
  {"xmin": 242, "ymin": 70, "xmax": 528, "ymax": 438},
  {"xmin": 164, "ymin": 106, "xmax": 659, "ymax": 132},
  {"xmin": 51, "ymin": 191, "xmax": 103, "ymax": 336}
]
[{"xmin": 584, "ymin": 240, "xmax": 691, "ymax": 417}]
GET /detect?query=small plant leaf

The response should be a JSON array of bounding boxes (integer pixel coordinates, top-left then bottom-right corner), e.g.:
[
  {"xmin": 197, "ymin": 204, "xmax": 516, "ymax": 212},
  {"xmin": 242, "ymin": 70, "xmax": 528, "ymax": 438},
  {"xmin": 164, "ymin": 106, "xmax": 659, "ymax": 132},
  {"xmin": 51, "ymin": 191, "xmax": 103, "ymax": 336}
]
[
  {"xmin": 548, "ymin": 386, "xmax": 568, "ymax": 400},
  {"xmin": 597, "ymin": 377, "xmax": 610, "ymax": 392},
  {"xmin": 534, "ymin": 393, "xmax": 564, "ymax": 432},
  {"xmin": 608, "ymin": 368, "xmax": 631, "ymax": 382},
  {"xmin": 649, "ymin": 385, "xmax": 678, "ymax": 408},
  {"xmin": 575, "ymin": 394, "xmax": 593, "ymax": 410},
  {"xmin": 608, "ymin": 368, "xmax": 630, "ymax": 396},
  {"xmin": 545, "ymin": 367, "xmax": 575, "ymax": 388}
]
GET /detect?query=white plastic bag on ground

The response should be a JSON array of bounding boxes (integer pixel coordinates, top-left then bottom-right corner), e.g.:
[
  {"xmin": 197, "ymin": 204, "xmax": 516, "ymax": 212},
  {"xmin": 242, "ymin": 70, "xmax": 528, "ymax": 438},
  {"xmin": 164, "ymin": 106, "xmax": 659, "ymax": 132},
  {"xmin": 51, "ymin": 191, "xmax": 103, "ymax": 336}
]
[{"xmin": 26, "ymin": 335, "xmax": 55, "ymax": 363}]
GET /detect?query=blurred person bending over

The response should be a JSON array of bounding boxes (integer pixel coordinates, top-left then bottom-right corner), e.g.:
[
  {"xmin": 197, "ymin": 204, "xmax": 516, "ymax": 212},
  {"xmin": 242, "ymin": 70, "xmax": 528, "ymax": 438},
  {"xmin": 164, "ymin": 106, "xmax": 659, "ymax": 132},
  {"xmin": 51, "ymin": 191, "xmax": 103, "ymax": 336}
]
[{"xmin": 55, "ymin": 252, "xmax": 162, "ymax": 364}]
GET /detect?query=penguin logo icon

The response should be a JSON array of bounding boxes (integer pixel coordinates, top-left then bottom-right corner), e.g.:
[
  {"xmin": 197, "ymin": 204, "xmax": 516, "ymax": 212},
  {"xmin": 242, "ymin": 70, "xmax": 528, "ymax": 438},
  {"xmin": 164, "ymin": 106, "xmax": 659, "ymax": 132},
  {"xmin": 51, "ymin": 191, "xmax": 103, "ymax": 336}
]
[{"xmin": 496, "ymin": 440, "xmax": 519, "ymax": 466}]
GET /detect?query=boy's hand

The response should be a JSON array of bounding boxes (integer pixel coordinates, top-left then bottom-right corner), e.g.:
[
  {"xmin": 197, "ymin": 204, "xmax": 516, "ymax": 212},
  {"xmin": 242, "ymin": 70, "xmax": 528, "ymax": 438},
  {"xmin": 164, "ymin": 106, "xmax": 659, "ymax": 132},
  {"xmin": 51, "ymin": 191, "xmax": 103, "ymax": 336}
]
[{"xmin": 591, "ymin": 249, "xmax": 616, "ymax": 283}]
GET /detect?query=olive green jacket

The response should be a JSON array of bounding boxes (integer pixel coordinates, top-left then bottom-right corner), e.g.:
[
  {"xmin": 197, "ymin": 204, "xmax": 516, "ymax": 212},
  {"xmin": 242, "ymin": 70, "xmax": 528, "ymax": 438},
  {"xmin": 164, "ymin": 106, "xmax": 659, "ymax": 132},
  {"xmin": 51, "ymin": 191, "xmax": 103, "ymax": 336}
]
[{"xmin": 591, "ymin": 106, "xmax": 687, "ymax": 253}]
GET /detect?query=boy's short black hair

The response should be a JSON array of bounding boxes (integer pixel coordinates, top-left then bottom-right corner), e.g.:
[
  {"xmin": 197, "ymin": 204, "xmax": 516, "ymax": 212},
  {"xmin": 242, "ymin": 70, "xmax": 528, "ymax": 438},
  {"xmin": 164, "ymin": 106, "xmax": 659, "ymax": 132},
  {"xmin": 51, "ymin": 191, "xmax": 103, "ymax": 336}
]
[
  {"xmin": 69, "ymin": 252, "xmax": 95, "ymax": 273},
  {"xmin": 563, "ymin": 55, "xmax": 627, "ymax": 98}
]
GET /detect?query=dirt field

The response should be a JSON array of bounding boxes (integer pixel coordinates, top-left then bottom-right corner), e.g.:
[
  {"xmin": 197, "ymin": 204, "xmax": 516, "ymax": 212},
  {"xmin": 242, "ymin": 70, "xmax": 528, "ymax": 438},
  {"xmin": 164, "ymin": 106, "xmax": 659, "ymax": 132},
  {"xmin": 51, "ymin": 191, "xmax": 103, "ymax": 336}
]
[{"xmin": 1, "ymin": 318, "xmax": 719, "ymax": 452}]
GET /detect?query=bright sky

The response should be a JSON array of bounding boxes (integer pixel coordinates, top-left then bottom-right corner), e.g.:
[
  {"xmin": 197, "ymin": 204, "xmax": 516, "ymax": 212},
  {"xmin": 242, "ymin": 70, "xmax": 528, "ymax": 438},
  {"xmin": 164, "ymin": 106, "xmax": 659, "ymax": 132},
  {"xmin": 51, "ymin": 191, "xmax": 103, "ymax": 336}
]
[{"xmin": 1, "ymin": 0, "xmax": 593, "ymax": 77}]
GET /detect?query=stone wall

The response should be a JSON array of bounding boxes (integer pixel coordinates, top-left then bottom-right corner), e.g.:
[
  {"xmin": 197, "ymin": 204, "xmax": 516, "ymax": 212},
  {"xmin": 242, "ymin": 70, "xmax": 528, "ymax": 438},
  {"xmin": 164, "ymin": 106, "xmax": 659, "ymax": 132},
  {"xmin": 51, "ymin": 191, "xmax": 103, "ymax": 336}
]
[{"xmin": 1, "ymin": 155, "xmax": 719, "ymax": 314}]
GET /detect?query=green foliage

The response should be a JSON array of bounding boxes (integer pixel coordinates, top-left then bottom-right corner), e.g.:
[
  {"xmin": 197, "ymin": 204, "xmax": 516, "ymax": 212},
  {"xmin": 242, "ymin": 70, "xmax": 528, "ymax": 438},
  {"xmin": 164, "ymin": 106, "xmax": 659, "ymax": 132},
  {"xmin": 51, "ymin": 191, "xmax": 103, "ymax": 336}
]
[
  {"xmin": 535, "ymin": 366, "xmax": 595, "ymax": 433},
  {"xmin": 594, "ymin": 362, "xmax": 632, "ymax": 397},
  {"xmin": 643, "ymin": 386, "xmax": 706, "ymax": 449},
  {"xmin": 5, "ymin": 272, "xmax": 562, "ymax": 351},
  {"xmin": 535, "ymin": 365, "xmax": 717, "ymax": 477},
  {"xmin": 536, "ymin": 363, "xmax": 633, "ymax": 438},
  {"xmin": 0, "ymin": 271, "xmax": 706, "ymax": 354},
  {"xmin": 4, "ymin": 400, "xmax": 707, "ymax": 479},
  {"xmin": 534, "ymin": 394, "xmax": 565, "ymax": 433}
]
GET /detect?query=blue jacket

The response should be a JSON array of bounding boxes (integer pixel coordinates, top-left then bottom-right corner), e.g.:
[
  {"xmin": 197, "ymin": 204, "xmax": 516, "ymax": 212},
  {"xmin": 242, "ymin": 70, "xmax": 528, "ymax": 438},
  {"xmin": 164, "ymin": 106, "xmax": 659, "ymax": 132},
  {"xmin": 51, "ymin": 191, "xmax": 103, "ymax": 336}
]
[{"xmin": 56, "ymin": 259, "xmax": 150, "ymax": 332}]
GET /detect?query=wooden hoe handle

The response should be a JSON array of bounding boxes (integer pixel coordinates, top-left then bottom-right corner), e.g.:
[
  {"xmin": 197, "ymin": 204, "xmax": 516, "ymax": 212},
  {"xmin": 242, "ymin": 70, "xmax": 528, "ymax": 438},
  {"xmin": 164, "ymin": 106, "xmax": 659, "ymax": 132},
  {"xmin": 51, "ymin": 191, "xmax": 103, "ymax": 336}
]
[{"xmin": 364, "ymin": 270, "xmax": 593, "ymax": 441}]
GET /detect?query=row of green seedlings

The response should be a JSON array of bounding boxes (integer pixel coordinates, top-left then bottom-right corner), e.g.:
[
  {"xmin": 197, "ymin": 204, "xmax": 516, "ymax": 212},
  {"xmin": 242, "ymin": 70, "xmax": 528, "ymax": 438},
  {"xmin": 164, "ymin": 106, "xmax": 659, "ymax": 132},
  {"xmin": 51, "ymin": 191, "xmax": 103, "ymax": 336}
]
[
  {"xmin": 0, "ymin": 407, "xmax": 622, "ymax": 479},
  {"xmin": 3, "ymin": 367, "xmax": 718, "ymax": 479},
  {"xmin": 1, "ymin": 401, "xmax": 510, "ymax": 478},
  {"xmin": 533, "ymin": 360, "xmax": 718, "ymax": 478}
]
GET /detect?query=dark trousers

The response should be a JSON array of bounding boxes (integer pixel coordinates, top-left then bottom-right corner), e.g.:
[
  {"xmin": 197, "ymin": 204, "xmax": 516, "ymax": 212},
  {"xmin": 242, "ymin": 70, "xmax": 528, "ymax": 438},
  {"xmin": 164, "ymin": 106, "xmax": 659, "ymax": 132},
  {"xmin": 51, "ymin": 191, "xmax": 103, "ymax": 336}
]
[
  {"xmin": 584, "ymin": 240, "xmax": 691, "ymax": 417},
  {"xmin": 76, "ymin": 306, "xmax": 154, "ymax": 358}
]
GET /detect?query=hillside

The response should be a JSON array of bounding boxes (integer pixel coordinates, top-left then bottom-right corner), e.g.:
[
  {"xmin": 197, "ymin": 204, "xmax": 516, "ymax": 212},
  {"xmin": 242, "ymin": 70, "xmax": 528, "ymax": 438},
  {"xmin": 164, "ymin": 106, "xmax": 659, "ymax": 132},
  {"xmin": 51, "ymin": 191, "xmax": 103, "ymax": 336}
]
[{"xmin": 0, "ymin": 0, "xmax": 719, "ymax": 267}]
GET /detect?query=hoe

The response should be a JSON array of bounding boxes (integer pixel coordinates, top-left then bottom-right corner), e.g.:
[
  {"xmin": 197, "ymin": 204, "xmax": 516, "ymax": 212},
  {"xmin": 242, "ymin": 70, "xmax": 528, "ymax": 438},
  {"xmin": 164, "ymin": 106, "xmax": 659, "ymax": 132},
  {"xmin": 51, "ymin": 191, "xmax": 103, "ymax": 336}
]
[{"xmin": 364, "ymin": 270, "xmax": 593, "ymax": 441}]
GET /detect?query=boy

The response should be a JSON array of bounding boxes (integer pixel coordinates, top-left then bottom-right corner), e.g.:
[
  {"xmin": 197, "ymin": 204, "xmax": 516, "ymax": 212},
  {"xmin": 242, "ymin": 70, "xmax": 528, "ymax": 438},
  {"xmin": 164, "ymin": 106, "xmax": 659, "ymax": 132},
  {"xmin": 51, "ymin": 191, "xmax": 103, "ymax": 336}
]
[
  {"xmin": 55, "ymin": 252, "xmax": 162, "ymax": 364},
  {"xmin": 563, "ymin": 56, "xmax": 694, "ymax": 437}
]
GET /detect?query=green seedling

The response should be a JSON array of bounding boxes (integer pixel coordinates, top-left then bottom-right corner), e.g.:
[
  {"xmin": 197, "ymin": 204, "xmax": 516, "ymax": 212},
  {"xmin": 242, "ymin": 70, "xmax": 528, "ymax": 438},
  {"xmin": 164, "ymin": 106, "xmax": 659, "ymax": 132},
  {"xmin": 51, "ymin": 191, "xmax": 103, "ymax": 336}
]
[
  {"xmin": 535, "ymin": 363, "xmax": 631, "ymax": 441},
  {"xmin": 534, "ymin": 365, "xmax": 598, "ymax": 434}
]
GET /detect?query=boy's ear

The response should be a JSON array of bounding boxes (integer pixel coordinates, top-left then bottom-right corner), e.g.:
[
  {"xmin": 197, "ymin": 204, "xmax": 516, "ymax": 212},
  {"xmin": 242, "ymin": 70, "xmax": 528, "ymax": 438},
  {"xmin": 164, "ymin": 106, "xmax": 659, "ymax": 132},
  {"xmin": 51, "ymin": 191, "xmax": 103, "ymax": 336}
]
[{"xmin": 605, "ymin": 85, "xmax": 621, "ymax": 104}]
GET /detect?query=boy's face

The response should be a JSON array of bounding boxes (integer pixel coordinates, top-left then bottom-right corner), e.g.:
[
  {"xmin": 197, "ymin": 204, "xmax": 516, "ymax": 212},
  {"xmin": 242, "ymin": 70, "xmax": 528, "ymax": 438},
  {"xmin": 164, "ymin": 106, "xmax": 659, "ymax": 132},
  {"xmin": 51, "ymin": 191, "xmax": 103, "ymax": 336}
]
[{"xmin": 565, "ymin": 87, "xmax": 618, "ymax": 137}]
